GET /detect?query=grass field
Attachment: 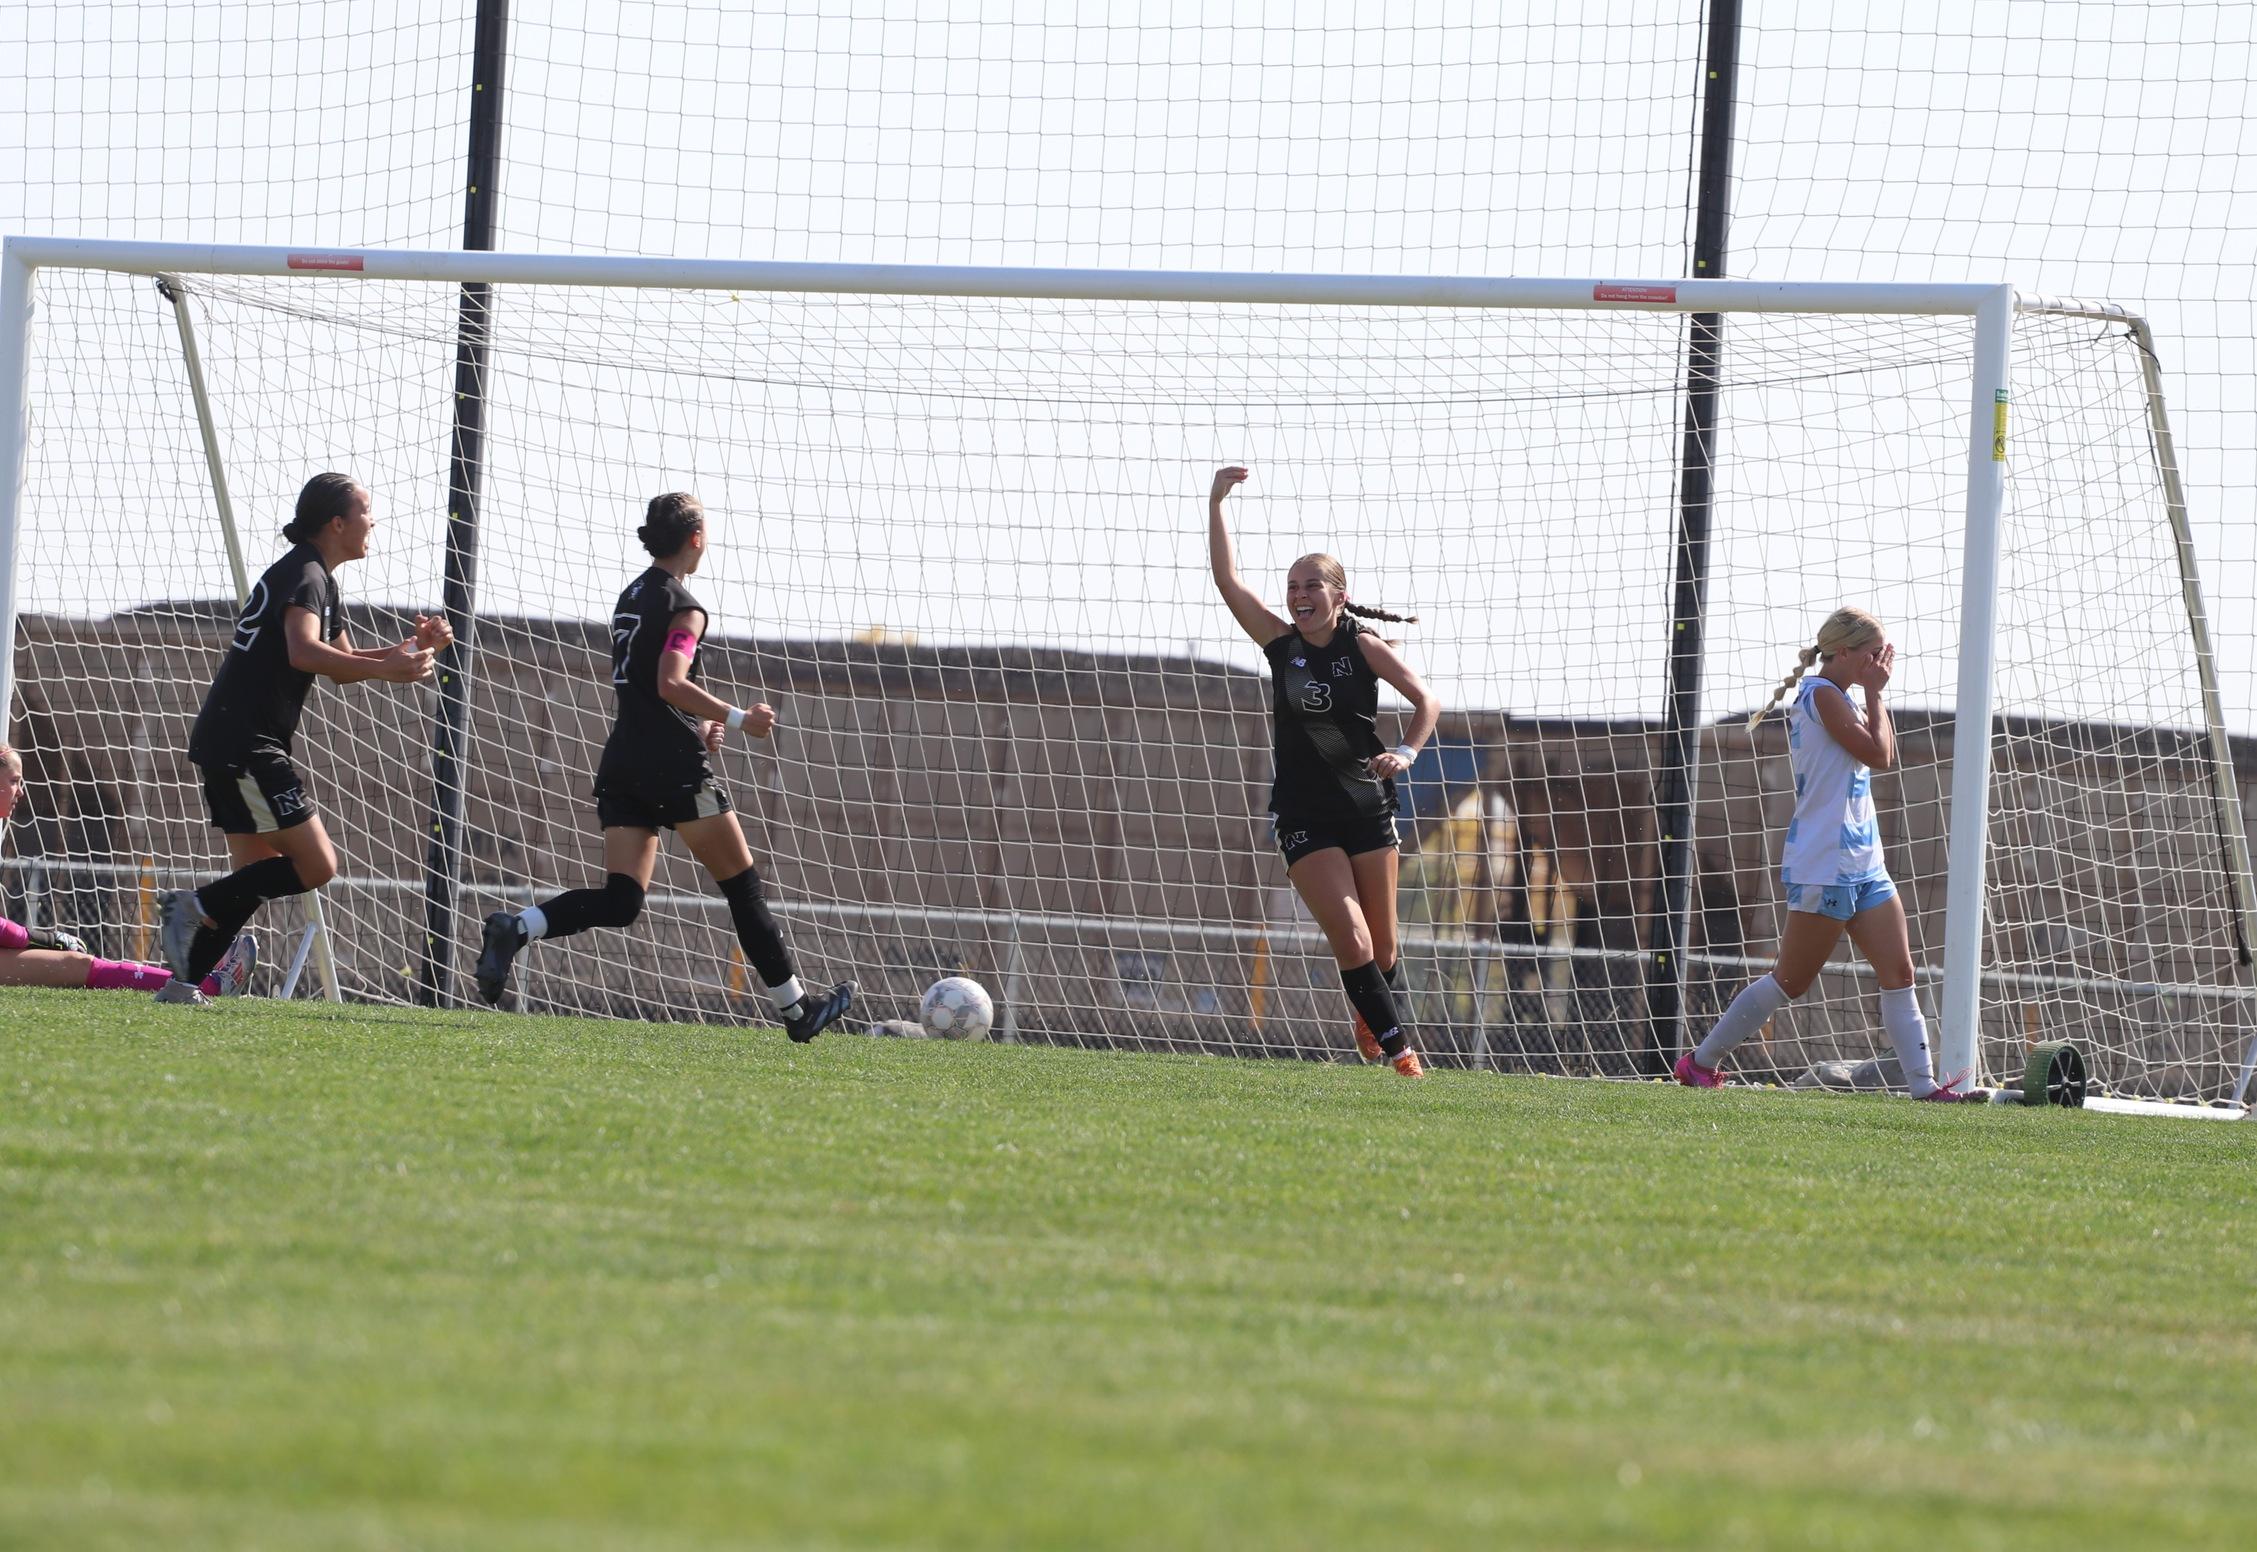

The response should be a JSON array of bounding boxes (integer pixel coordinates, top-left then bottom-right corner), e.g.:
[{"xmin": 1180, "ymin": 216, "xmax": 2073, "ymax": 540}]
[{"xmin": 2, "ymin": 989, "xmax": 2250, "ymax": 1550}]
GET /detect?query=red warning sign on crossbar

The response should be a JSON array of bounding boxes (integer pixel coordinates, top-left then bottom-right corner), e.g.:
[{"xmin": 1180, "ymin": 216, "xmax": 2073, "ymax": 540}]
[
  {"xmin": 287, "ymin": 253, "xmax": 365, "ymax": 272},
  {"xmin": 1593, "ymin": 284, "xmax": 1676, "ymax": 303}
]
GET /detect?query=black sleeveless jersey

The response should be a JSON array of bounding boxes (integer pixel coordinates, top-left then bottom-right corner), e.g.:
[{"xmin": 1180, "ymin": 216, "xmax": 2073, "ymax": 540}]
[
  {"xmin": 188, "ymin": 543, "xmax": 342, "ymax": 766},
  {"xmin": 1264, "ymin": 617, "xmax": 1395, "ymax": 821},
  {"xmin": 596, "ymin": 566, "xmax": 712, "ymax": 791}
]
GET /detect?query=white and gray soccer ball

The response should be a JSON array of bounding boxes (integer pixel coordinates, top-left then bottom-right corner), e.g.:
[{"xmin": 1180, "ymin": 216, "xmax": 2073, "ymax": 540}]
[{"xmin": 919, "ymin": 976, "xmax": 994, "ymax": 1041}]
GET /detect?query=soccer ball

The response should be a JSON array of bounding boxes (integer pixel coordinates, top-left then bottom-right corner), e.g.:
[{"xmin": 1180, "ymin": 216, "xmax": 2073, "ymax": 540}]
[{"xmin": 919, "ymin": 976, "xmax": 994, "ymax": 1040}]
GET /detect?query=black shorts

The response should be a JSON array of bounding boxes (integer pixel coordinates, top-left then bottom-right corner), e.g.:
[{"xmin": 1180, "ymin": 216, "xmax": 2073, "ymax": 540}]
[
  {"xmin": 1271, "ymin": 810, "xmax": 1398, "ymax": 868},
  {"xmin": 198, "ymin": 752, "xmax": 316, "ymax": 835},
  {"xmin": 594, "ymin": 775, "xmax": 734, "ymax": 832}
]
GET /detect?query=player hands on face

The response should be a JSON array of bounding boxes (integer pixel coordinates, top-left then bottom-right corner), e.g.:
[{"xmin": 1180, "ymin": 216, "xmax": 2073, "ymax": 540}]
[
  {"xmin": 0, "ymin": 744, "xmax": 256, "ymax": 1002},
  {"xmin": 1679, "ymin": 609, "xmax": 1981, "ymax": 1102},
  {"xmin": 1207, "ymin": 464, "xmax": 1442, "ymax": 1077}
]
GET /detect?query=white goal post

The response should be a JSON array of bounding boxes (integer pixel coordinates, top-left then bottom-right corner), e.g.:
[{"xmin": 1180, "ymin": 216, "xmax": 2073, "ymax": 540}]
[{"xmin": 3, "ymin": 236, "xmax": 2252, "ymax": 1102}]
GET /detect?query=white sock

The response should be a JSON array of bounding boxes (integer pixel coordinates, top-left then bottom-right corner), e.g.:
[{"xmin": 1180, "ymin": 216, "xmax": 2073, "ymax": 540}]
[
  {"xmin": 516, "ymin": 905, "xmax": 548, "ymax": 942},
  {"xmin": 1879, "ymin": 986, "xmax": 1938, "ymax": 1095},
  {"xmin": 766, "ymin": 975, "xmax": 805, "ymax": 1014},
  {"xmin": 1694, "ymin": 974, "xmax": 1791, "ymax": 1068}
]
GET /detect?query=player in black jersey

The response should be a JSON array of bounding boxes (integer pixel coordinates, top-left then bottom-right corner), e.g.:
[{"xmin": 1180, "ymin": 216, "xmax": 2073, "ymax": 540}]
[
  {"xmin": 472, "ymin": 492, "xmax": 854, "ymax": 1041},
  {"xmin": 1208, "ymin": 466, "xmax": 1442, "ymax": 1076},
  {"xmin": 157, "ymin": 473, "xmax": 445, "ymax": 990}
]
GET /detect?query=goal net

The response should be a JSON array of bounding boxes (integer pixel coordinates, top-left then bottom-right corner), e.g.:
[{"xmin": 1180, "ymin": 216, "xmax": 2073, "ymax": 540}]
[{"xmin": 4, "ymin": 247, "xmax": 2251, "ymax": 1104}]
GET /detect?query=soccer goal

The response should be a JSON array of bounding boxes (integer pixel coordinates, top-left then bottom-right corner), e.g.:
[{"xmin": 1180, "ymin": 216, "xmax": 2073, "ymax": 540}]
[{"xmin": 3, "ymin": 237, "xmax": 2252, "ymax": 1106}]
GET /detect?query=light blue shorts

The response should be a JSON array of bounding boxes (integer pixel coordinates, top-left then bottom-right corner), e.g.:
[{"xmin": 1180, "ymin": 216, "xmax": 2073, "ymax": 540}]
[{"xmin": 1783, "ymin": 875, "xmax": 1898, "ymax": 922}]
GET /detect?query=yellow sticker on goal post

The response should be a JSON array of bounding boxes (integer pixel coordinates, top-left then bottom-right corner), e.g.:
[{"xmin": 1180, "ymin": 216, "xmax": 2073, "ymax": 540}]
[{"xmin": 1993, "ymin": 388, "xmax": 2009, "ymax": 461}]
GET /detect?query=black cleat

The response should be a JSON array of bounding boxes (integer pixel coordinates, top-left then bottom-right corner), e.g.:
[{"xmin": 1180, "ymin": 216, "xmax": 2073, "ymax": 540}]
[
  {"xmin": 475, "ymin": 911, "xmax": 524, "ymax": 1006},
  {"xmin": 781, "ymin": 981, "xmax": 856, "ymax": 1043}
]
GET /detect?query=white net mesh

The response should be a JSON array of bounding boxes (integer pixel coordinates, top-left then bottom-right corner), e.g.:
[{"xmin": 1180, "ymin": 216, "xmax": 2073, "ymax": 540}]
[{"xmin": 8, "ymin": 265, "xmax": 2252, "ymax": 1098}]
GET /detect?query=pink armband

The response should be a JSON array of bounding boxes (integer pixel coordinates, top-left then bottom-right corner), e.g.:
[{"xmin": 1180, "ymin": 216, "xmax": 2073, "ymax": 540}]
[
  {"xmin": 0, "ymin": 919, "xmax": 27, "ymax": 951},
  {"xmin": 662, "ymin": 628, "xmax": 699, "ymax": 659}
]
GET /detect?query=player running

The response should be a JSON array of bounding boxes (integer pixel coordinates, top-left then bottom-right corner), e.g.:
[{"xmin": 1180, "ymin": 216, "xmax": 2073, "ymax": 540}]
[
  {"xmin": 1676, "ymin": 607, "xmax": 1976, "ymax": 1100},
  {"xmin": 158, "ymin": 473, "xmax": 444, "ymax": 990},
  {"xmin": 0, "ymin": 743, "xmax": 255, "ymax": 1004},
  {"xmin": 473, "ymin": 492, "xmax": 853, "ymax": 1041},
  {"xmin": 1207, "ymin": 466, "xmax": 1440, "ymax": 1077}
]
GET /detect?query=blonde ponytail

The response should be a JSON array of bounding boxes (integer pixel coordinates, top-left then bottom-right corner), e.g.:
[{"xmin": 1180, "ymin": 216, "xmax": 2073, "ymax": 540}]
[
  {"xmin": 1747, "ymin": 607, "xmax": 1885, "ymax": 730},
  {"xmin": 1343, "ymin": 600, "xmax": 1418, "ymax": 626},
  {"xmin": 1748, "ymin": 645, "xmax": 1822, "ymax": 730}
]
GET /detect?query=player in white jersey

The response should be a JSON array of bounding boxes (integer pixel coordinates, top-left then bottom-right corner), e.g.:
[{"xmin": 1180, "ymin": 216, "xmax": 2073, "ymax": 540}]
[{"xmin": 1675, "ymin": 608, "xmax": 1976, "ymax": 1100}]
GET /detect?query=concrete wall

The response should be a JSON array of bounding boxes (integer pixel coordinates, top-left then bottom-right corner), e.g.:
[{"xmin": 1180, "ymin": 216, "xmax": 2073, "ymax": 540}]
[{"xmin": 10, "ymin": 608, "xmax": 2253, "ymax": 1094}]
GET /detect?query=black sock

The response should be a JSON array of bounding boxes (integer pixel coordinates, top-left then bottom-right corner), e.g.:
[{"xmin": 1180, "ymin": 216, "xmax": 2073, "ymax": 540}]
[
  {"xmin": 184, "ymin": 924, "xmax": 234, "ymax": 984},
  {"xmin": 1341, "ymin": 961, "xmax": 1407, "ymax": 1056},
  {"xmin": 716, "ymin": 867, "xmax": 794, "ymax": 989},
  {"xmin": 1378, "ymin": 960, "xmax": 1410, "ymax": 1054},
  {"xmin": 534, "ymin": 873, "xmax": 644, "ymax": 942},
  {"xmin": 196, "ymin": 856, "xmax": 308, "ymax": 929},
  {"xmin": 187, "ymin": 857, "xmax": 309, "ymax": 979}
]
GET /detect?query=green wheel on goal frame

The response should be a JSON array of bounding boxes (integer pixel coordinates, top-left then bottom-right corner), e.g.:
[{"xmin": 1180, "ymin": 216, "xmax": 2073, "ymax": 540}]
[{"xmin": 2020, "ymin": 1041, "xmax": 2088, "ymax": 1109}]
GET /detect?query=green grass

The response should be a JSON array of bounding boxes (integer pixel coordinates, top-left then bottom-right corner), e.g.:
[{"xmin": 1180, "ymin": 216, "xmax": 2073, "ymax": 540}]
[{"xmin": 1, "ymin": 989, "xmax": 2250, "ymax": 1550}]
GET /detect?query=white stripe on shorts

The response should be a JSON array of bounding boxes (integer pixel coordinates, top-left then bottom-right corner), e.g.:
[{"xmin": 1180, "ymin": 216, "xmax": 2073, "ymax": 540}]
[{"xmin": 237, "ymin": 773, "xmax": 280, "ymax": 833}]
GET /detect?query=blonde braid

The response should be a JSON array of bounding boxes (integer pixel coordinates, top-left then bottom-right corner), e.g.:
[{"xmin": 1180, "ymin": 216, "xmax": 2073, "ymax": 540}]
[
  {"xmin": 1748, "ymin": 645, "xmax": 1822, "ymax": 730},
  {"xmin": 1343, "ymin": 599, "xmax": 1419, "ymax": 626}
]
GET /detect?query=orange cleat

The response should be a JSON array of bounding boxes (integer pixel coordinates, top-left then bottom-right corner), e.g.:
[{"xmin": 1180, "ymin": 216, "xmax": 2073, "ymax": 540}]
[
  {"xmin": 1352, "ymin": 1012, "xmax": 1385, "ymax": 1064},
  {"xmin": 1391, "ymin": 1048, "xmax": 1426, "ymax": 1079}
]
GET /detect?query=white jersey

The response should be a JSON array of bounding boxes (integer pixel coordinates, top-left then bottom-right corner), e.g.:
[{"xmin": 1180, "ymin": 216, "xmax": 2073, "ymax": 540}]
[{"xmin": 1781, "ymin": 674, "xmax": 1885, "ymax": 886}]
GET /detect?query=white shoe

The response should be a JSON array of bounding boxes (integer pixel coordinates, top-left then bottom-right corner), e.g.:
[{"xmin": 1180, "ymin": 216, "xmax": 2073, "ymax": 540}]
[
  {"xmin": 153, "ymin": 980, "xmax": 210, "ymax": 1007},
  {"xmin": 207, "ymin": 932, "xmax": 257, "ymax": 998}
]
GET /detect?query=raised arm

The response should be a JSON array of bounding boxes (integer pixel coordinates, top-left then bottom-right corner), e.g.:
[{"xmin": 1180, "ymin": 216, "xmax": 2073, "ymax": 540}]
[
  {"xmin": 285, "ymin": 607, "xmax": 433, "ymax": 686},
  {"xmin": 1811, "ymin": 644, "xmax": 1898, "ymax": 771},
  {"xmin": 1857, "ymin": 643, "xmax": 1898, "ymax": 770},
  {"xmin": 1207, "ymin": 467, "xmax": 1291, "ymax": 646},
  {"xmin": 1358, "ymin": 633, "xmax": 1443, "ymax": 778}
]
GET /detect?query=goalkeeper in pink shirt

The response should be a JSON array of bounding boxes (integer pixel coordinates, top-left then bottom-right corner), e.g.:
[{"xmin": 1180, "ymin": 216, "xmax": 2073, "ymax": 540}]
[{"xmin": 0, "ymin": 744, "xmax": 254, "ymax": 1005}]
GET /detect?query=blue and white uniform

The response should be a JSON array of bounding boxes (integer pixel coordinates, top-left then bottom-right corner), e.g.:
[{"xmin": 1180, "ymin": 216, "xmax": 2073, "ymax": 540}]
[{"xmin": 1781, "ymin": 673, "xmax": 1896, "ymax": 921}]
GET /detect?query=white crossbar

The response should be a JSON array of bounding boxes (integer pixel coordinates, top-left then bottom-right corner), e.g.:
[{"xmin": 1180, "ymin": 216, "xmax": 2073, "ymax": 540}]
[{"xmin": 1, "ymin": 237, "xmax": 2008, "ymax": 316}]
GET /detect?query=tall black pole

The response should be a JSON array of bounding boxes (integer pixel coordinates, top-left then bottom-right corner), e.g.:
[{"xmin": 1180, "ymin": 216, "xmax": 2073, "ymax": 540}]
[
  {"xmin": 417, "ymin": 0, "xmax": 509, "ymax": 1006},
  {"xmin": 1643, "ymin": 0, "xmax": 1743, "ymax": 1072}
]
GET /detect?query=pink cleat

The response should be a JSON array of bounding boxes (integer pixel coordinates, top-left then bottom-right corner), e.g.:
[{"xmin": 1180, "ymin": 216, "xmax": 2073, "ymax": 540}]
[
  {"xmin": 1674, "ymin": 1052, "xmax": 1725, "ymax": 1089},
  {"xmin": 1916, "ymin": 1069, "xmax": 1978, "ymax": 1102}
]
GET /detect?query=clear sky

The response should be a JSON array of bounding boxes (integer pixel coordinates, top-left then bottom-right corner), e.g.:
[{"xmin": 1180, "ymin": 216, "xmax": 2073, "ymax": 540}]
[{"xmin": 5, "ymin": 0, "xmax": 2252, "ymax": 732}]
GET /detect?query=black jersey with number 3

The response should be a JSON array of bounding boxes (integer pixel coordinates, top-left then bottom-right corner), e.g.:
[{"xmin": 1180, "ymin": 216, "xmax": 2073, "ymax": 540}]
[
  {"xmin": 187, "ymin": 543, "xmax": 342, "ymax": 766},
  {"xmin": 1264, "ymin": 617, "xmax": 1395, "ymax": 821},
  {"xmin": 597, "ymin": 566, "xmax": 712, "ymax": 792}
]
